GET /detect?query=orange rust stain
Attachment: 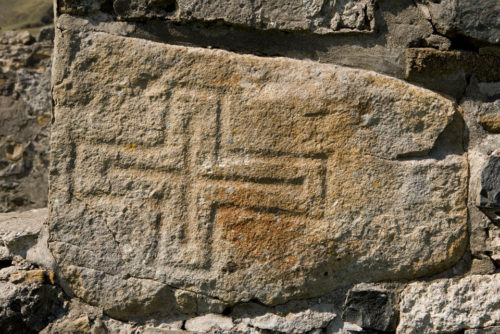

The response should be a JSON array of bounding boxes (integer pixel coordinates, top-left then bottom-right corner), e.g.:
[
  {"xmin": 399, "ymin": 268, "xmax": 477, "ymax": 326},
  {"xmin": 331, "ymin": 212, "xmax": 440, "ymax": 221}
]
[
  {"xmin": 217, "ymin": 207, "xmax": 303, "ymax": 270},
  {"xmin": 9, "ymin": 270, "xmax": 55, "ymax": 285}
]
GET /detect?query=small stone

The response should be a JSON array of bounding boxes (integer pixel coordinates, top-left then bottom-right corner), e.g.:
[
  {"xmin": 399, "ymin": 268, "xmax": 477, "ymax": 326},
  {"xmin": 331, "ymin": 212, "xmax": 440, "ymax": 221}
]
[
  {"xmin": 478, "ymin": 155, "xmax": 500, "ymax": 223},
  {"xmin": 174, "ymin": 290, "xmax": 197, "ymax": 314},
  {"xmin": 479, "ymin": 108, "xmax": 500, "ymax": 133},
  {"xmin": 470, "ymin": 256, "xmax": 496, "ymax": 275},
  {"xmin": 424, "ymin": 34, "xmax": 452, "ymax": 51},
  {"xmin": 240, "ymin": 305, "xmax": 337, "ymax": 334},
  {"xmin": 184, "ymin": 314, "xmax": 233, "ymax": 333}
]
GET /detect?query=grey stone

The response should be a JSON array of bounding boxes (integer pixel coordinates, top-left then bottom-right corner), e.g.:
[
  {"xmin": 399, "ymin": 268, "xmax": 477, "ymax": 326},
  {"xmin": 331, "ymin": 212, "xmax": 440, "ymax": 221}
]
[
  {"xmin": 458, "ymin": 79, "xmax": 500, "ymax": 263},
  {"xmin": 239, "ymin": 304, "xmax": 336, "ymax": 333},
  {"xmin": 488, "ymin": 225, "xmax": 500, "ymax": 265},
  {"xmin": 342, "ymin": 284, "xmax": 398, "ymax": 332},
  {"xmin": 418, "ymin": 0, "xmax": 500, "ymax": 44},
  {"xmin": 55, "ymin": 1, "xmax": 438, "ymax": 80},
  {"xmin": 0, "ymin": 208, "xmax": 54, "ymax": 269},
  {"xmin": 113, "ymin": 0, "xmax": 177, "ymax": 19},
  {"xmin": 41, "ymin": 298, "xmax": 188, "ymax": 334},
  {"xmin": 478, "ymin": 155, "xmax": 500, "ymax": 223},
  {"xmin": 37, "ymin": 26, "xmax": 55, "ymax": 42},
  {"xmin": 398, "ymin": 274, "xmax": 500, "ymax": 334},
  {"xmin": 184, "ymin": 314, "xmax": 233, "ymax": 333},
  {"xmin": 470, "ymin": 256, "xmax": 496, "ymax": 275}
]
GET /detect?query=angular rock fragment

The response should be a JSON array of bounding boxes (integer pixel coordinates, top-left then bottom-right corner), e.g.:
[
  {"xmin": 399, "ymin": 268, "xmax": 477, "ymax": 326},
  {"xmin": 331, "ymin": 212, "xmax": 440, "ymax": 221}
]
[
  {"xmin": 478, "ymin": 155, "xmax": 500, "ymax": 223},
  {"xmin": 0, "ymin": 208, "xmax": 50, "ymax": 268},
  {"xmin": 417, "ymin": 0, "xmax": 500, "ymax": 44},
  {"xmin": 50, "ymin": 30, "xmax": 467, "ymax": 316}
]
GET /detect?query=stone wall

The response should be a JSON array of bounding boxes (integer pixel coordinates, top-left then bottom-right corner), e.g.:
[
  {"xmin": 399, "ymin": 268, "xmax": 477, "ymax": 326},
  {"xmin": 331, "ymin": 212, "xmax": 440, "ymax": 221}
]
[
  {"xmin": 0, "ymin": 29, "xmax": 53, "ymax": 212},
  {"xmin": 2, "ymin": 0, "xmax": 499, "ymax": 333}
]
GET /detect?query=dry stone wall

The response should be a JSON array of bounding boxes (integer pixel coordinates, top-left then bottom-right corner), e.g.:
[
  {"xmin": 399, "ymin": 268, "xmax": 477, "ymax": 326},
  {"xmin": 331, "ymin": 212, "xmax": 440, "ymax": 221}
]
[
  {"xmin": 0, "ymin": 29, "xmax": 53, "ymax": 212},
  {"xmin": 20, "ymin": 0, "xmax": 499, "ymax": 332}
]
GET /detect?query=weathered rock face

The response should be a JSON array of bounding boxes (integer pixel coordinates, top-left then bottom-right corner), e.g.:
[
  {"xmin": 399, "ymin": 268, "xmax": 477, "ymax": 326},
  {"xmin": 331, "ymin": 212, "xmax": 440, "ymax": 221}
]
[
  {"xmin": 417, "ymin": 0, "xmax": 500, "ymax": 45},
  {"xmin": 0, "ymin": 29, "xmax": 53, "ymax": 212},
  {"xmin": 50, "ymin": 26, "xmax": 468, "ymax": 314},
  {"xmin": 398, "ymin": 274, "xmax": 500, "ymax": 334},
  {"xmin": 61, "ymin": 0, "xmax": 377, "ymax": 34},
  {"xmin": 116, "ymin": 0, "xmax": 376, "ymax": 34}
]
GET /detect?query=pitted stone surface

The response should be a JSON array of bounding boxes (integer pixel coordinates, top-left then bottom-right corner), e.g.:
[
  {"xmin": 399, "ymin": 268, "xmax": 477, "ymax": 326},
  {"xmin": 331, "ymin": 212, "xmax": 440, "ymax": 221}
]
[
  {"xmin": 398, "ymin": 274, "xmax": 500, "ymax": 334},
  {"xmin": 50, "ymin": 31, "xmax": 467, "ymax": 315}
]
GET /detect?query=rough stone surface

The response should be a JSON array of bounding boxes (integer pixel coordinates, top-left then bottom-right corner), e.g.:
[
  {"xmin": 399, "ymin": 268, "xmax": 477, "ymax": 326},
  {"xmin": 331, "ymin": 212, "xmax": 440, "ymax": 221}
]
[
  {"xmin": 470, "ymin": 256, "xmax": 496, "ymax": 275},
  {"xmin": 398, "ymin": 274, "xmax": 500, "ymax": 334},
  {"xmin": 61, "ymin": 0, "xmax": 377, "ymax": 35},
  {"xmin": 479, "ymin": 100, "xmax": 500, "ymax": 133},
  {"xmin": 417, "ymin": 0, "xmax": 500, "ymax": 44},
  {"xmin": 488, "ymin": 225, "xmax": 500, "ymax": 266},
  {"xmin": 0, "ymin": 30, "xmax": 52, "ymax": 212},
  {"xmin": 0, "ymin": 259, "xmax": 65, "ymax": 333},
  {"xmin": 50, "ymin": 26, "xmax": 468, "ymax": 315},
  {"xmin": 239, "ymin": 305, "xmax": 336, "ymax": 333},
  {"xmin": 184, "ymin": 314, "xmax": 233, "ymax": 333}
]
